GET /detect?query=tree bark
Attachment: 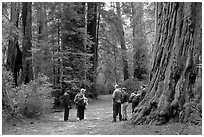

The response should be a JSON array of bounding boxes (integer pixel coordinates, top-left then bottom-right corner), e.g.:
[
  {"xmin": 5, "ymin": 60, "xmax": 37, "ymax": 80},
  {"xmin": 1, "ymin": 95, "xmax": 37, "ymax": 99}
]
[
  {"xmin": 116, "ymin": 2, "xmax": 129, "ymax": 80},
  {"xmin": 87, "ymin": 2, "xmax": 98, "ymax": 97},
  {"xmin": 113, "ymin": 41, "xmax": 118, "ymax": 84},
  {"xmin": 57, "ymin": 17, "xmax": 63, "ymax": 90},
  {"xmin": 6, "ymin": 2, "xmax": 22, "ymax": 86},
  {"xmin": 132, "ymin": 2, "xmax": 202, "ymax": 125},
  {"xmin": 21, "ymin": 2, "xmax": 33, "ymax": 84}
]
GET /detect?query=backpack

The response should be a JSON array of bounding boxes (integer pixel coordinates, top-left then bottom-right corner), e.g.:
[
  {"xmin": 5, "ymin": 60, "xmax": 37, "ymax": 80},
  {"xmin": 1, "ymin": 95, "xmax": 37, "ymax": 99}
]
[
  {"xmin": 132, "ymin": 94, "xmax": 140, "ymax": 104},
  {"xmin": 128, "ymin": 93, "xmax": 135, "ymax": 103},
  {"xmin": 76, "ymin": 94, "xmax": 85, "ymax": 107}
]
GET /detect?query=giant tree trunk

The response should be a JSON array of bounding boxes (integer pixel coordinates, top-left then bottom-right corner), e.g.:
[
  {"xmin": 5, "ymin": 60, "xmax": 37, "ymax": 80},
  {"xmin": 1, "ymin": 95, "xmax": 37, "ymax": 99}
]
[
  {"xmin": 6, "ymin": 2, "xmax": 22, "ymax": 86},
  {"xmin": 132, "ymin": 2, "xmax": 202, "ymax": 125},
  {"xmin": 21, "ymin": 2, "xmax": 33, "ymax": 84}
]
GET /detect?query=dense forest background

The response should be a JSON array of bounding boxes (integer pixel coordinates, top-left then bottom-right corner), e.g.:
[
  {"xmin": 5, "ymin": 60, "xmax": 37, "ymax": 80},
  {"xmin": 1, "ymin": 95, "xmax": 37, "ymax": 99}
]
[{"xmin": 2, "ymin": 2, "xmax": 202, "ymax": 126}]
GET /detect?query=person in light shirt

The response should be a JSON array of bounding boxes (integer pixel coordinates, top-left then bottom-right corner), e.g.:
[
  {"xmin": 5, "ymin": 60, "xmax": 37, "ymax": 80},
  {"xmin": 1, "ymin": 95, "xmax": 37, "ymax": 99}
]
[
  {"xmin": 74, "ymin": 88, "xmax": 88, "ymax": 121},
  {"xmin": 112, "ymin": 84, "xmax": 122, "ymax": 122},
  {"xmin": 121, "ymin": 87, "xmax": 129, "ymax": 121}
]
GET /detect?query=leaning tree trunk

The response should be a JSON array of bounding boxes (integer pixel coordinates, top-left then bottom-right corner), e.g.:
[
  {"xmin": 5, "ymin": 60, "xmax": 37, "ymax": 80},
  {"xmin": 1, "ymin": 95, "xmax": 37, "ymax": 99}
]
[
  {"xmin": 132, "ymin": 2, "xmax": 202, "ymax": 125},
  {"xmin": 21, "ymin": 2, "xmax": 33, "ymax": 84}
]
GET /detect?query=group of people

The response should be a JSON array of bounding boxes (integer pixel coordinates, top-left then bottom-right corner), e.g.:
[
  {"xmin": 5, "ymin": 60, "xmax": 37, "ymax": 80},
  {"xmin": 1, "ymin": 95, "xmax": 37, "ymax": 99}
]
[
  {"xmin": 62, "ymin": 84, "xmax": 146, "ymax": 122},
  {"xmin": 112, "ymin": 84, "xmax": 146, "ymax": 122},
  {"xmin": 62, "ymin": 88, "xmax": 88, "ymax": 121}
]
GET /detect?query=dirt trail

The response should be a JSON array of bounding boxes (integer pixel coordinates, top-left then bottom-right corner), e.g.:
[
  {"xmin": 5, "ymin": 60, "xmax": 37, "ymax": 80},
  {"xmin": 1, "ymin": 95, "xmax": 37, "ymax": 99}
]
[{"xmin": 2, "ymin": 95, "xmax": 202, "ymax": 135}]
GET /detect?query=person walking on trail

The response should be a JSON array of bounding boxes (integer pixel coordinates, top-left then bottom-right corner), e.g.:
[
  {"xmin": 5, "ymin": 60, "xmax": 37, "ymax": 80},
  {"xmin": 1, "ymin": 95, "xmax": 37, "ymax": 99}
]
[
  {"xmin": 121, "ymin": 87, "xmax": 129, "ymax": 121},
  {"xmin": 112, "ymin": 84, "xmax": 122, "ymax": 122},
  {"xmin": 129, "ymin": 89, "xmax": 141, "ymax": 114},
  {"xmin": 62, "ymin": 90, "xmax": 71, "ymax": 121},
  {"xmin": 74, "ymin": 88, "xmax": 88, "ymax": 121}
]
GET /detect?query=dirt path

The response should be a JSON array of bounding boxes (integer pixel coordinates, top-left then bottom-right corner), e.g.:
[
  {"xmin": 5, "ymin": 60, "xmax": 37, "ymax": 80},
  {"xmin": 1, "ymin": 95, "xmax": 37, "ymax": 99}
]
[{"xmin": 2, "ymin": 95, "xmax": 202, "ymax": 135}]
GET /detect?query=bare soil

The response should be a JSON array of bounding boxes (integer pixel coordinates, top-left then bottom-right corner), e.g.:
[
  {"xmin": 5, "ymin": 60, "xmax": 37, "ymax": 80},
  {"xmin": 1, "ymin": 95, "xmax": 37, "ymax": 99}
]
[{"xmin": 2, "ymin": 95, "xmax": 202, "ymax": 135}]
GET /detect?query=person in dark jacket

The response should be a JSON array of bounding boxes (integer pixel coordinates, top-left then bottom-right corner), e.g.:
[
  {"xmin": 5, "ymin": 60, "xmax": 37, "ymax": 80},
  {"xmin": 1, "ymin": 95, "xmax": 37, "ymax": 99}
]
[
  {"xmin": 121, "ymin": 88, "xmax": 129, "ymax": 121},
  {"xmin": 74, "ymin": 88, "xmax": 88, "ymax": 121},
  {"xmin": 112, "ymin": 84, "xmax": 122, "ymax": 122},
  {"xmin": 62, "ymin": 90, "xmax": 71, "ymax": 121},
  {"xmin": 129, "ymin": 89, "xmax": 141, "ymax": 114}
]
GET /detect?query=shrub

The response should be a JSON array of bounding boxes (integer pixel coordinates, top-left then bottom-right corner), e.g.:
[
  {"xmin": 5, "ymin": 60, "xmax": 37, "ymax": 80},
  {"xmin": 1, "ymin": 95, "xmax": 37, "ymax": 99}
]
[
  {"xmin": 2, "ymin": 68, "xmax": 19, "ymax": 119},
  {"xmin": 120, "ymin": 78, "xmax": 142, "ymax": 94},
  {"xmin": 16, "ymin": 73, "xmax": 53, "ymax": 118}
]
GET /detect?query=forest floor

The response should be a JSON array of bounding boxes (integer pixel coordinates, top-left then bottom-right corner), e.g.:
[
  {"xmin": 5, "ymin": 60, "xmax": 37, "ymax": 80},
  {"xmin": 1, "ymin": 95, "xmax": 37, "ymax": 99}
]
[{"xmin": 2, "ymin": 95, "xmax": 202, "ymax": 135}]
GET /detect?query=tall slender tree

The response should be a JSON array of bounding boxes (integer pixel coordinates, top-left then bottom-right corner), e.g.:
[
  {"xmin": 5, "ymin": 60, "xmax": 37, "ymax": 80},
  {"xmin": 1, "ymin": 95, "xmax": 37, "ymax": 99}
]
[
  {"xmin": 21, "ymin": 2, "xmax": 33, "ymax": 84},
  {"xmin": 116, "ymin": 2, "xmax": 129, "ymax": 80},
  {"xmin": 35, "ymin": 2, "xmax": 48, "ymax": 78},
  {"xmin": 6, "ymin": 2, "xmax": 22, "ymax": 86},
  {"xmin": 87, "ymin": 2, "xmax": 98, "ymax": 96},
  {"xmin": 132, "ymin": 2, "xmax": 148, "ymax": 80}
]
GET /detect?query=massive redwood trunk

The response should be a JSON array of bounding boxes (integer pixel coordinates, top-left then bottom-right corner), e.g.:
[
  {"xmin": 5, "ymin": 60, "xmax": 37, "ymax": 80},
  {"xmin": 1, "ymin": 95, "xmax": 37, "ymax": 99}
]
[{"xmin": 132, "ymin": 2, "xmax": 202, "ymax": 125}]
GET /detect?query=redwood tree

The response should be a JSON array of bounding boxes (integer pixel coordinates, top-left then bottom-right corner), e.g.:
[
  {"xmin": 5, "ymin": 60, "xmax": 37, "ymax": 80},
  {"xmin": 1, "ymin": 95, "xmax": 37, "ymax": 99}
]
[
  {"xmin": 116, "ymin": 2, "xmax": 129, "ymax": 80},
  {"xmin": 21, "ymin": 2, "xmax": 33, "ymax": 84},
  {"xmin": 132, "ymin": 2, "xmax": 202, "ymax": 125},
  {"xmin": 6, "ymin": 2, "xmax": 22, "ymax": 86},
  {"xmin": 87, "ymin": 2, "xmax": 98, "ymax": 96},
  {"xmin": 34, "ymin": 2, "xmax": 48, "ymax": 79}
]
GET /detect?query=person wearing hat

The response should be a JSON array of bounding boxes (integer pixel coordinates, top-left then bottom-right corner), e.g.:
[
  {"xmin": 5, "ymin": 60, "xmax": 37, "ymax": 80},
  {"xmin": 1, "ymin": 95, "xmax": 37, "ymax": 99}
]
[
  {"xmin": 121, "ymin": 87, "xmax": 129, "ymax": 121},
  {"xmin": 112, "ymin": 84, "xmax": 122, "ymax": 122},
  {"xmin": 62, "ymin": 89, "xmax": 71, "ymax": 121},
  {"xmin": 74, "ymin": 88, "xmax": 88, "ymax": 120}
]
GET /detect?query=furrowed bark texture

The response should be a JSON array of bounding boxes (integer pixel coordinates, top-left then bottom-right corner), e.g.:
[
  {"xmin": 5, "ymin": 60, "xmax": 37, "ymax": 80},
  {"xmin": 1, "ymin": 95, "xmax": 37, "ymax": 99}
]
[
  {"xmin": 21, "ymin": 2, "xmax": 33, "ymax": 84},
  {"xmin": 7, "ymin": 2, "xmax": 22, "ymax": 86},
  {"xmin": 87, "ymin": 2, "xmax": 98, "ymax": 97},
  {"xmin": 132, "ymin": 2, "xmax": 202, "ymax": 125}
]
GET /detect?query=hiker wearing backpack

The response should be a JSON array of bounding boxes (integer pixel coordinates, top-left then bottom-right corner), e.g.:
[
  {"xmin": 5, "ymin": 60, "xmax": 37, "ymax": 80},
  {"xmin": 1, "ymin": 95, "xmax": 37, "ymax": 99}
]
[
  {"xmin": 121, "ymin": 87, "xmax": 129, "ymax": 121},
  {"xmin": 129, "ymin": 89, "xmax": 141, "ymax": 114},
  {"xmin": 74, "ymin": 88, "xmax": 88, "ymax": 121},
  {"xmin": 112, "ymin": 84, "xmax": 123, "ymax": 122}
]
